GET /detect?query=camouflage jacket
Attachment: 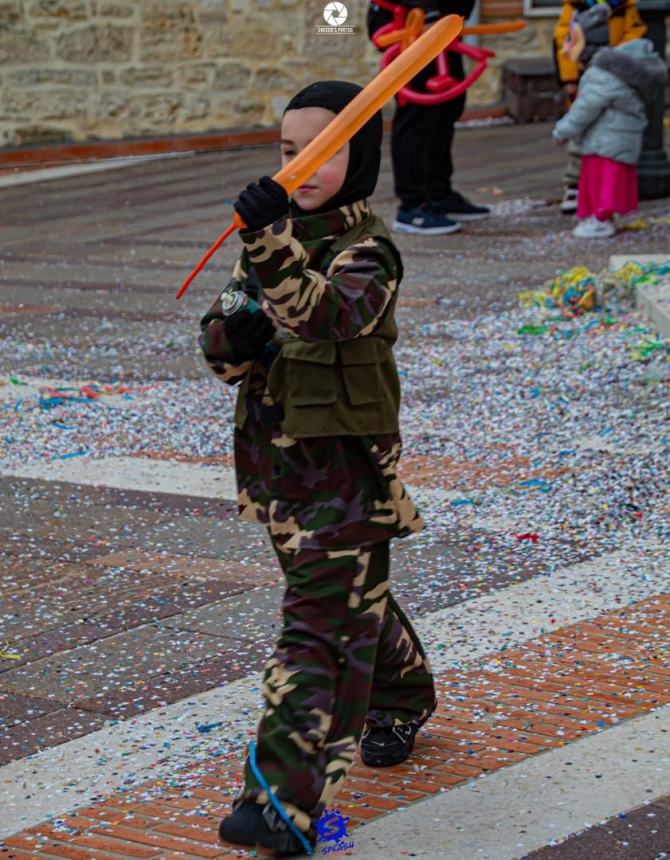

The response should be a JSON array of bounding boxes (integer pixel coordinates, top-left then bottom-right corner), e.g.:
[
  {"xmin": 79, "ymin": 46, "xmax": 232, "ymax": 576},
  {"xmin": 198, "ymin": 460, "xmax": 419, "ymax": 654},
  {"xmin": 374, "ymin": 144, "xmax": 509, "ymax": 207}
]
[{"xmin": 200, "ymin": 200, "xmax": 403, "ymax": 437}]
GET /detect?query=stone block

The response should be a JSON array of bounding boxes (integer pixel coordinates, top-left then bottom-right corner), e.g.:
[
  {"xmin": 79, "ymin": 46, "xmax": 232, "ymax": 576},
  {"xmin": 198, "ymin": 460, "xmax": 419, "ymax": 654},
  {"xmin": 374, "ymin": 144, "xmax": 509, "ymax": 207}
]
[
  {"xmin": 91, "ymin": 1, "xmax": 135, "ymax": 16},
  {"xmin": 235, "ymin": 96, "xmax": 265, "ymax": 117},
  {"xmin": 180, "ymin": 94, "xmax": 210, "ymax": 120},
  {"xmin": 119, "ymin": 66, "xmax": 174, "ymax": 87},
  {"xmin": 142, "ymin": 29, "xmax": 203, "ymax": 61},
  {"xmin": 253, "ymin": 66, "xmax": 298, "ymax": 92},
  {"xmin": 178, "ymin": 62, "xmax": 217, "ymax": 87},
  {"xmin": 0, "ymin": 29, "xmax": 51, "ymax": 64},
  {"xmin": 212, "ymin": 61, "xmax": 252, "ymax": 91},
  {"xmin": 7, "ymin": 67, "xmax": 97, "ymax": 87},
  {"xmin": 0, "ymin": 89, "xmax": 88, "ymax": 121},
  {"xmin": 139, "ymin": 5, "xmax": 203, "ymax": 63},
  {"xmin": 10, "ymin": 124, "xmax": 73, "ymax": 145},
  {"xmin": 202, "ymin": 11, "xmax": 294, "ymax": 59},
  {"xmin": 207, "ymin": 106, "xmax": 238, "ymax": 127},
  {"xmin": 56, "ymin": 23, "xmax": 133, "ymax": 62},
  {"xmin": 141, "ymin": 0, "xmax": 196, "ymax": 22},
  {"xmin": 0, "ymin": 1, "xmax": 23, "ymax": 26},
  {"xmin": 27, "ymin": 0, "xmax": 87, "ymax": 19},
  {"xmin": 194, "ymin": 0, "xmax": 227, "ymax": 24},
  {"xmin": 210, "ymin": 89, "xmax": 265, "ymax": 126},
  {"xmin": 96, "ymin": 91, "xmax": 182, "ymax": 132}
]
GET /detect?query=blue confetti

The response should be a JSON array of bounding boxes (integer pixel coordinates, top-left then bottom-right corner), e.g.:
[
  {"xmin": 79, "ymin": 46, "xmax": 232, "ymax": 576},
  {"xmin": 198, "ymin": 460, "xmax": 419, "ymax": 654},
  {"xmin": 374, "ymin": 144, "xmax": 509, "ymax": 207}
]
[{"xmin": 197, "ymin": 721, "xmax": 224, "ymax": 734}]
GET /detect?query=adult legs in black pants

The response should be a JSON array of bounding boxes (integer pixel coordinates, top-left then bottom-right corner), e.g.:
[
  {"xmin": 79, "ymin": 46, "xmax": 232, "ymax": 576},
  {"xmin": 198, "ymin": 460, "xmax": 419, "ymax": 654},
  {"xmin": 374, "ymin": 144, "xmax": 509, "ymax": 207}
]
[
  {"xmin": 392, "ymin": 87, "xmax": 466, "ymax": 209},
  {"xmin": 391, "ymin": 59, "xmax": 489, "ymax": 232}
]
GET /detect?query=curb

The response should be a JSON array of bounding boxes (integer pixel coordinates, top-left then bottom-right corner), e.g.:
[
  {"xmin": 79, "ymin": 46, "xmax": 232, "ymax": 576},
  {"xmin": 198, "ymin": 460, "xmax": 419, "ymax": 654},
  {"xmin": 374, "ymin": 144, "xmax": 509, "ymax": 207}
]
[
  {"xmin": 637, "ymin": 280, "xmax": 670, "ymax": 339},
  {"xmin": 0, "ymin": 128, "xmax": 281, "ymax": 172},
  {"xmin": 609, "ymin": 253, "xmax": 670, "ymax": 339},
  {"xmin": 0, "ymin": 106, "xmax": 507, "ymax": 173}
]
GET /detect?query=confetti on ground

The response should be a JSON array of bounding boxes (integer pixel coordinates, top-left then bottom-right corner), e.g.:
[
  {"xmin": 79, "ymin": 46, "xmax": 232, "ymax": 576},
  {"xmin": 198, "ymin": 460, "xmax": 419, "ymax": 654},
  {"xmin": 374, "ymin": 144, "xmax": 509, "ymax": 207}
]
[{"xmin": 1, "ymin": 131, "xmax": 669, "ymax": 856}]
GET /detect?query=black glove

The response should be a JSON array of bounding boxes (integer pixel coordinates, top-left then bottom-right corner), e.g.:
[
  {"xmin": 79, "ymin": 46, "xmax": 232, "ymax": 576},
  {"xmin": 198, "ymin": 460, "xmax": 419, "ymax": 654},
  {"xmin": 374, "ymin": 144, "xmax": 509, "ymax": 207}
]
[
  {"xmin": 224, "ymin": 308, "xmax": 275, "ymax": 362},
  {"xmin": 234, "ymin": 176, "xmax": 289, "ymax": 232}
]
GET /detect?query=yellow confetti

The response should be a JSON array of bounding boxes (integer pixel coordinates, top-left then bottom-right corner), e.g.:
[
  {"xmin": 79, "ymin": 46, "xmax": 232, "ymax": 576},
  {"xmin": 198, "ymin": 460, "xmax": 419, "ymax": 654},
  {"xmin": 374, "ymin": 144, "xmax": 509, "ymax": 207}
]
[
  {"xmin": 517, "ymin": 289, "xmax": 546, "ymax": 308},
  {"xmin": 619, "ymin": 215, "xmax": 670, "ymax": 232}
]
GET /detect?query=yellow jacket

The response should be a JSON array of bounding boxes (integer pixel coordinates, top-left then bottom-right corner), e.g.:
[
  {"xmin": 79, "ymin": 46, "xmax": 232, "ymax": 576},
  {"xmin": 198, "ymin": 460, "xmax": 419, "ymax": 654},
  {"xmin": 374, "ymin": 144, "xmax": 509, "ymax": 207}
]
[{"xmin": 554, "ymin": 1, "xmax": 647, "ymax": 83}]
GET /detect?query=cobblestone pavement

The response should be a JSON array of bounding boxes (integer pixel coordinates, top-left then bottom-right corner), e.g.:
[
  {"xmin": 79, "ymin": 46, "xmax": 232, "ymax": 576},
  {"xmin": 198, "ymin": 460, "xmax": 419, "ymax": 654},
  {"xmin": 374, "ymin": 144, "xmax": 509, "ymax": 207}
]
[{"xmin": 1, "ymin": 122, "xmax": 669, "ymax": 858}]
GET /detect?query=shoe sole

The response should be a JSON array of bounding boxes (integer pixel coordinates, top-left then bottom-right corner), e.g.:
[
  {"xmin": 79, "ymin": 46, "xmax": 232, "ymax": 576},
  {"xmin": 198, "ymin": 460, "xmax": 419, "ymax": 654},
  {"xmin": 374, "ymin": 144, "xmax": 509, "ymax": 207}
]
[
  {"xmin": 560, "ymin": 204, "xmax": 578, "ymax": 214},
  {"xmin": 219, "ymin": 821, "xmax": 310, "ymax": 856},
  {"xmin": 392, "ymin": 220, "xmax": 461, "ymax": 235},
  {"xmin": 443, "ymin": 211, "xmax": 489, "ymax": 221},
  {"xmin": 220, "ymin": 835, "xmax": 309, "ymax": 857}
]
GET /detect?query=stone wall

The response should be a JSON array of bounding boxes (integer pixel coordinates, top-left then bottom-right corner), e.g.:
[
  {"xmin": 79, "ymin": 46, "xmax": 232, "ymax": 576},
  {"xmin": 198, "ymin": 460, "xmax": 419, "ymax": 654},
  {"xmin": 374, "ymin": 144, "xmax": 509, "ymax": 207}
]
[{"xmin": 0, "ymin": 0, "xmax": 561, "ymax": 148}]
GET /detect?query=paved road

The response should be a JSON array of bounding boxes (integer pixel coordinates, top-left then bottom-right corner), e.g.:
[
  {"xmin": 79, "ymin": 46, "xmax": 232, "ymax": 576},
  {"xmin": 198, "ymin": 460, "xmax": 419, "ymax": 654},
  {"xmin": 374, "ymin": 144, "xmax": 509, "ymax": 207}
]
[{"xmin": 1, "ymin": 122, "xmax": 669, "ymax": 858}]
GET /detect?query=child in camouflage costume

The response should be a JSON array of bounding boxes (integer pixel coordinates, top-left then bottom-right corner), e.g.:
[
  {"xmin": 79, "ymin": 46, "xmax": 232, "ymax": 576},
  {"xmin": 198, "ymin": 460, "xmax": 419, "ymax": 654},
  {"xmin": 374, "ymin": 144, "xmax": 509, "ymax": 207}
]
[{"xmin": 200, "ymin": 81, "xmax": 436, "ymax": 857}]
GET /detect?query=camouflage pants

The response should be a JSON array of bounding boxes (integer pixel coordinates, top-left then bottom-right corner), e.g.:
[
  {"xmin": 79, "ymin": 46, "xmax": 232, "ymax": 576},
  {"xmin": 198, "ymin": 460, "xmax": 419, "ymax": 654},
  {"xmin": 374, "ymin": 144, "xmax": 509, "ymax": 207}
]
[{"xmin": 240, "ymin": 537, "xmax": 436, "ymax": 833}]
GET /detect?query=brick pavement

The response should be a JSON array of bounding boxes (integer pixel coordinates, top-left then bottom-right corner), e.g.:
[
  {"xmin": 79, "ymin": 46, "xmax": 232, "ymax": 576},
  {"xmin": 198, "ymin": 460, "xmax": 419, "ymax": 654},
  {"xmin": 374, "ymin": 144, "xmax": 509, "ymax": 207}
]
[{"xmin": 2, "ymin": 594, "xmax": 670, "ymax": 858}]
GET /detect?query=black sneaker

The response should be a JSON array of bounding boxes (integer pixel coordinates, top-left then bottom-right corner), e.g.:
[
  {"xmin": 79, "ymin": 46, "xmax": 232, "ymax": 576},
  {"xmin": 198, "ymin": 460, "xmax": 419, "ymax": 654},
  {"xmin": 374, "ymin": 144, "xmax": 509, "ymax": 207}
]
[
  {"xmin": 432, "ymin": 191, "xmax": 490, "ymax": 221},
  {"xmin": 360, "ymin": 723, "xmax": 418, "ymax": 767},
  {"xmin": 219, "ymin": 801, "xmax": 315, "ymax": 857},
  {"xmin": 393, "ymin": 206, "xmax": 461, "ymax": 235}
]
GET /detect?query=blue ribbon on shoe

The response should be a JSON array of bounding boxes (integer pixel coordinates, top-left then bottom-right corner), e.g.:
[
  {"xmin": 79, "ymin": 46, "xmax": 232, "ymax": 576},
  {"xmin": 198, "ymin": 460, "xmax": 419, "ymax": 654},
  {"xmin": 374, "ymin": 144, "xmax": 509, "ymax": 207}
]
[{"xmin": 248, "ymin": 740, "xmax": 314, "ymax": 856}]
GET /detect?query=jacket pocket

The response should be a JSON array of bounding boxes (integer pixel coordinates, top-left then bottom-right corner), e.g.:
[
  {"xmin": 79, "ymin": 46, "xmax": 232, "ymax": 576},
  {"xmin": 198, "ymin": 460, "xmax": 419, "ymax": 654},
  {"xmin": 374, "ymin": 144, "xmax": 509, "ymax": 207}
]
[
  {"xmin": 280, "ymin": 340, "xmax": 338, "ymax": 406},
  {"xmin": 338, "ymin": 338, "xmax": 383, "ymax": 406}
]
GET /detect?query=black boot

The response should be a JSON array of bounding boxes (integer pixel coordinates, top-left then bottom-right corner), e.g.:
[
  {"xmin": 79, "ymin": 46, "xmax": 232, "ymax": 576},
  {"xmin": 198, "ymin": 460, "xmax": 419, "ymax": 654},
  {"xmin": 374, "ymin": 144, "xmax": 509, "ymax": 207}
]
[
  {"xmin": 360, "ymin": 723, "xmax": 419, "ymax": 767},
  {"xmin": 361, "ymin": 700, "xmax": 438, "ymax": 767},
  {"xmin": 219, "ymin": 801, "xmax": 315, "ymax": 857}
]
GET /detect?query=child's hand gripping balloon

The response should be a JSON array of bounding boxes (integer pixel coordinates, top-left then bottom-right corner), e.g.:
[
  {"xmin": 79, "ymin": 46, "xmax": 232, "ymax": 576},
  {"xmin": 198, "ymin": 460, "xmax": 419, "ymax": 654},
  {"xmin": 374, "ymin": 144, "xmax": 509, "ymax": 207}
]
[{"xmin": 234, "ymin": 176, "xmax": 290, "ymax": 232}]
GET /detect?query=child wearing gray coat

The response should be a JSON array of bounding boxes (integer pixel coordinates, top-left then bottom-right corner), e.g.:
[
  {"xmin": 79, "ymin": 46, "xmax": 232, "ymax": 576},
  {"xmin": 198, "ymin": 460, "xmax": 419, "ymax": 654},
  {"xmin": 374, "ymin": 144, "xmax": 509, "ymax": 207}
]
[{"xmin": 553, "ymin": 4, "xmax": 667, "ymax": 239}]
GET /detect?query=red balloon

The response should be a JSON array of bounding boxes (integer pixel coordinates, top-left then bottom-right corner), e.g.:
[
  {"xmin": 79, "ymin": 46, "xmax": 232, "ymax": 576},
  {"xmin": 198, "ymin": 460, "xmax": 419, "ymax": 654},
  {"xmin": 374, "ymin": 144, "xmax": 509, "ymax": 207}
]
[{"xmin": 372, "ymin": 2, "xmax": 525, "ymax": 106}]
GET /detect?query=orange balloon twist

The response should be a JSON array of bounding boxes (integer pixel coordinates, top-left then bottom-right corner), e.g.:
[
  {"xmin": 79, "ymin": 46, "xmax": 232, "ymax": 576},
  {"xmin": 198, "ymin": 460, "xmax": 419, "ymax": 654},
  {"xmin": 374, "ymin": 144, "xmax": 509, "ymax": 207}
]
[
  {"xmin": 176, "ymin": 14, "xmax": 463, "ymax": 300},
  {"xmin": 375, "ymin": 7, "xmax": 426, "ymax": 49},
  {"xmin": 461, "ymin": 20, "xmax": 526, "ymax": 35},
  {"xmin": 376, "ymin": 18, "xmax": 525, "ymax": 48},
  {"xmin": 401, "ymin": 8, "xmax": 426, "ymax": 50}
]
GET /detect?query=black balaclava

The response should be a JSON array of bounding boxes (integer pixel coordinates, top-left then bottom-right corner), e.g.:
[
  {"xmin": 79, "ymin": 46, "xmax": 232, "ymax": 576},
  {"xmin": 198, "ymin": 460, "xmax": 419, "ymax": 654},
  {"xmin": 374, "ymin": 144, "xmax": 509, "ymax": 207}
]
[{"xmin": 283, "ymin": 80, "xmax": 383, "ymax": 215}]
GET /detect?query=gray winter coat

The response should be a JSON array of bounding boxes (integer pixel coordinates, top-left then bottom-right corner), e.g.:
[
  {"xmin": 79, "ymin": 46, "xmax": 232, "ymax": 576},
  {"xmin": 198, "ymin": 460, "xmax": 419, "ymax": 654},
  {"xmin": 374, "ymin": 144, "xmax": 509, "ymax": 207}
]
[{"xmin": 554, "ymin": 39, "xmax": 668, "ymax": 164}]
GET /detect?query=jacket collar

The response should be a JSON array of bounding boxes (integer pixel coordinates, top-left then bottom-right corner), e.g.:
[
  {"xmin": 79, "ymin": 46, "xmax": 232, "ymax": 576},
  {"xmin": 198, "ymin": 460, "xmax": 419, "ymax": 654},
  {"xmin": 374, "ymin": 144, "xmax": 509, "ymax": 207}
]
[
  {"xmin": 592, "ymin": 41, "xmax": 667, "ymax": 93},
  {"xmin": 290, "ymin": 200, "xmax": 370, "ymax": 244}
]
